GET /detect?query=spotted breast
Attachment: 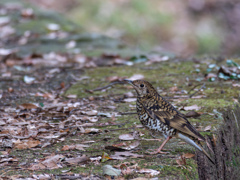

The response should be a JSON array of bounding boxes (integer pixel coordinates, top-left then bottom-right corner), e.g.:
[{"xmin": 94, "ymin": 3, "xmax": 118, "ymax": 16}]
[{"xmin": 136, "ymin": 98, "xmax": 176, "ymax": 138}]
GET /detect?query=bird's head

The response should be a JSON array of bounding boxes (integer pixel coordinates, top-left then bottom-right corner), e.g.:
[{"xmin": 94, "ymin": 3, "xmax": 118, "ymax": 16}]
[{"xmin": 124, "ymin": 79, "xmax": 156, "ymax": 97}]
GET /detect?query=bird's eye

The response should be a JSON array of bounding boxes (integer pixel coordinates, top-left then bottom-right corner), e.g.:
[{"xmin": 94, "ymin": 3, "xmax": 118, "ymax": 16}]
[{"xmin": 140, "ymin": 84, "xmax": 144, "ymax": 87}]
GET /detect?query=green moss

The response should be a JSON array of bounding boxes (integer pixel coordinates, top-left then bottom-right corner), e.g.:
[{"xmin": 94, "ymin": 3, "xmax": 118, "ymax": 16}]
[{"xmin": 183, "ymin": 98, "xmax": 233, "ymax": 112}]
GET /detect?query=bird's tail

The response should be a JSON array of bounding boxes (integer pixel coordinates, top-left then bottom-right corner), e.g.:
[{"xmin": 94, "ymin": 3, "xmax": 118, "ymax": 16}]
[{"xmin": 177, "ymin": 133, "xmax": 215, "ymax": 164}]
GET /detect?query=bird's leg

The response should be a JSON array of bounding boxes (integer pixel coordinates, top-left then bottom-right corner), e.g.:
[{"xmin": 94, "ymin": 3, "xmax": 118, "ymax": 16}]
[{"xmin": 148, "ymin": 136, "xmax": 172, "ymax": 154}]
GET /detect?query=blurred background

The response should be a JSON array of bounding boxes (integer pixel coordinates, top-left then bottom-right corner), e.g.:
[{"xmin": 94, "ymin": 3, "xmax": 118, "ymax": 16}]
[{"xmin": 25, "ymin": 0, "xmax": 240, "ymax": 57}]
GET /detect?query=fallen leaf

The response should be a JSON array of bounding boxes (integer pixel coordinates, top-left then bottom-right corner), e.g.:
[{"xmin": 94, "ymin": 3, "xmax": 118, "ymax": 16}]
[
  {"xmin": 61, "ymin": 144, "xmax": 89, "ymax": 151},
  {"xmin": 82, "ymin": 110, "xmax": 98, "ymax": 116},
  {"xmin": 122, "ymin": 141, "xmax": 140, "ymax": 150},
  {"xmin": 185, "ymin": 111, "xmax": 201, "ymax": 118},
  {"xmin": 88, "ymin": 116, "xmax": 99, "ymax": 122},
  {"xmin": 203, "ymin": 125, "xmax": 212, "ymax": 131},
  {"xmin": 137, "ymin": 168, "xmax": 160, "ymax": 176},
  {"xmin": 184, "ymin": 105, "xmax": 201, "ymax": 111},
  {"xmin": 183, "ymin": 153, "xmax": 195, "ymax": 159},
  {"xmin": 123, "ymin": 98, "xmax": 137, "ymax": 102},
  {"xmin": 120, "ymin": 164, "xmax": 133, "ymax": 175},
  {"xmin": 129, "ymin": 74, "xmax": 145, "ymax": 81},
  {"xmin": 176, "ymin": 155, "xmax": 186, "ymax": 166},
  {"xmin": 111, "ymin": 151, "xmax": 144, "ymax": 160},
  {"xmin": 65, "ymin": 155, "xmax": 89, "ymax": 165},
  {"xmin": 101, "ymin": 152, "xmax": 113, "ymax": 162},
  {"xmin": 40, "ymin": 154, "xmax": 64, "ymax": 169},
  {"xmin": 19, "ymin": 103, "xmax": 38, "ymax": 109},
  {"xmin": 83, "ymin": 128, "xmax": 101, "ymax": 134},
  {"xmin": 14, "ymin": 139, "xmax": 41, "ymax": 149},
  {"xmin": 102, "ymin": 165, "xmax": 121, "ymax": 176},
  {"xmin": 119, "ymin": 134, "xmax": 134, "ymax": 141},
  {"xmin": 23, "ymin": 75, "xmax": 35, "ymax": 84},
  {"xmin": 0, "ymin": 157, "xmax": 18, "ymax": 163}
]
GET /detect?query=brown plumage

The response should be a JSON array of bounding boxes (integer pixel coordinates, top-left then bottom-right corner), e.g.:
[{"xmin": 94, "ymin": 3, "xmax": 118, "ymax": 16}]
[{"xmin": 124, "ymin": 79, "xmax": 214, "ymax": 164}]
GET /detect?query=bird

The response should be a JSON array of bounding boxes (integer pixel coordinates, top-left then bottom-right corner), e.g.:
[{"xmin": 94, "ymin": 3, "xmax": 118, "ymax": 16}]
[{"xmin": 124, "ymin": 79, "xmax": 214, "ymax": 164}]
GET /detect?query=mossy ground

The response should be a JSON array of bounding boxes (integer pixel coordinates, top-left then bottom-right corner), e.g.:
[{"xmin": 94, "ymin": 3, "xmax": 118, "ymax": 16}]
[
  {"xmin": 2, "ymin": 59, "xmax": 239, "ymax": 179},
  {"xmin": 63, "ymin": 59, "xmax": 239, "ymax": 179}
]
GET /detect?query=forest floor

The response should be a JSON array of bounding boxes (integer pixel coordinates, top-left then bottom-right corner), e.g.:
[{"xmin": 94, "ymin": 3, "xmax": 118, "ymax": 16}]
[{"xmin": 0, "ymin": 1, "xmax": 240, "ymax": 179}]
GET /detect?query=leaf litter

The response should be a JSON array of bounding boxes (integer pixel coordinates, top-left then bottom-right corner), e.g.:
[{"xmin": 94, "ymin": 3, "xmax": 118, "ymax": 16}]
[{"xmin": 1, "ymin": 1, "xmax": 240, "ymax": 179}]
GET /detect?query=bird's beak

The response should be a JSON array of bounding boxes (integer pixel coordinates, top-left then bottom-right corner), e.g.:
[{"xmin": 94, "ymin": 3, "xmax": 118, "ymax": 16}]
[{"xmin": 123, "ymin": 79, "xmax": 133, "ymax": 85}]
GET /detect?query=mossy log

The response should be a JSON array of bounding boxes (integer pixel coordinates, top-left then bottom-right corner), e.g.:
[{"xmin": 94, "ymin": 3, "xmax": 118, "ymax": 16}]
[{"xmin": 197, "ymin": 105, "xmax": 240, "ymax": 179}]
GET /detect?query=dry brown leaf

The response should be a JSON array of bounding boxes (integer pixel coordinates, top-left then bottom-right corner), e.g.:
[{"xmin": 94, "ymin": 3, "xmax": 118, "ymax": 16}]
[
  {"xmin": 185, "ymin": 111, "xmax": 201, "ymax": 118},
  {"xmin": 176, "ymin": 155, "xmax": 186, "ymax": 166},
  {"xmin": 26, "ymin": 139, "xmax": 41, "ymax": 148},
  {"xmin": 61, "ymin": 144, "xmax": 90, "ymax": 151},
  {"xmin": 19, "ymin": 103, "xmax": 38, "ymax": 109},
  {"xmin": 65, "ymin": 155, "xmax": 89, "ymax": 165},
  {"xmin": 14, "ymin": 139, "xmax": 41, "ymax": 149},
  {"xmin": 40, "ymin": 154, "xmax": 64, "ymax": 169},
  {"xmin": 121, "ymin": 164, "xmax": 133, "ymax": 175},
  {"xmin": 183, "ymin": 153, "xmax": 195, "ymax": 159}
]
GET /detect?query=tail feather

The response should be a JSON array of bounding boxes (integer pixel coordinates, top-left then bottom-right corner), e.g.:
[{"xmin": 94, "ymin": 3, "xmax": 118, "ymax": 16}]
[{"xmin": 178, "ymin": 133, "xmax": 215, "ymax": 164}]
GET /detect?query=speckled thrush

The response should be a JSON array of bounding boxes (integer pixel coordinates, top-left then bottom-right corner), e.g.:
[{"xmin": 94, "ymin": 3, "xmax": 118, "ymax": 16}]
[{"xmin": 124, "ymin": 79, "xmax": 214, "ymax": 164}]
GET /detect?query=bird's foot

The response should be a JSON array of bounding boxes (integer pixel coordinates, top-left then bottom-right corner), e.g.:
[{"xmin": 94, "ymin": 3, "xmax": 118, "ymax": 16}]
[{"xmin": 147, "ymin": 149, "xmax": 170, "ymax": 154}]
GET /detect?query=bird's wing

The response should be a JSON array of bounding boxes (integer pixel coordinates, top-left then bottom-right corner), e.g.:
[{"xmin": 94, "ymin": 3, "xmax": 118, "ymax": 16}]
[{"xmin": 140, "ymin": 100, "xmax": 205, "ymax": 140}]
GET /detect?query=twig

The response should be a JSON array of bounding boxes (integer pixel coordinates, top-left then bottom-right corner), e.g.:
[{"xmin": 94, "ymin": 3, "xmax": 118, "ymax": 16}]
[
  {"xmin": 189, "ymin": 83, "xmax": 205, "ymax": 98},
  {"xmin": 188, "ymin": 83, "xmax": 204, "ymax": 94},
  {"xmin": 91, "ymin": 81, "xmax": 126, "ymax": 91}
]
